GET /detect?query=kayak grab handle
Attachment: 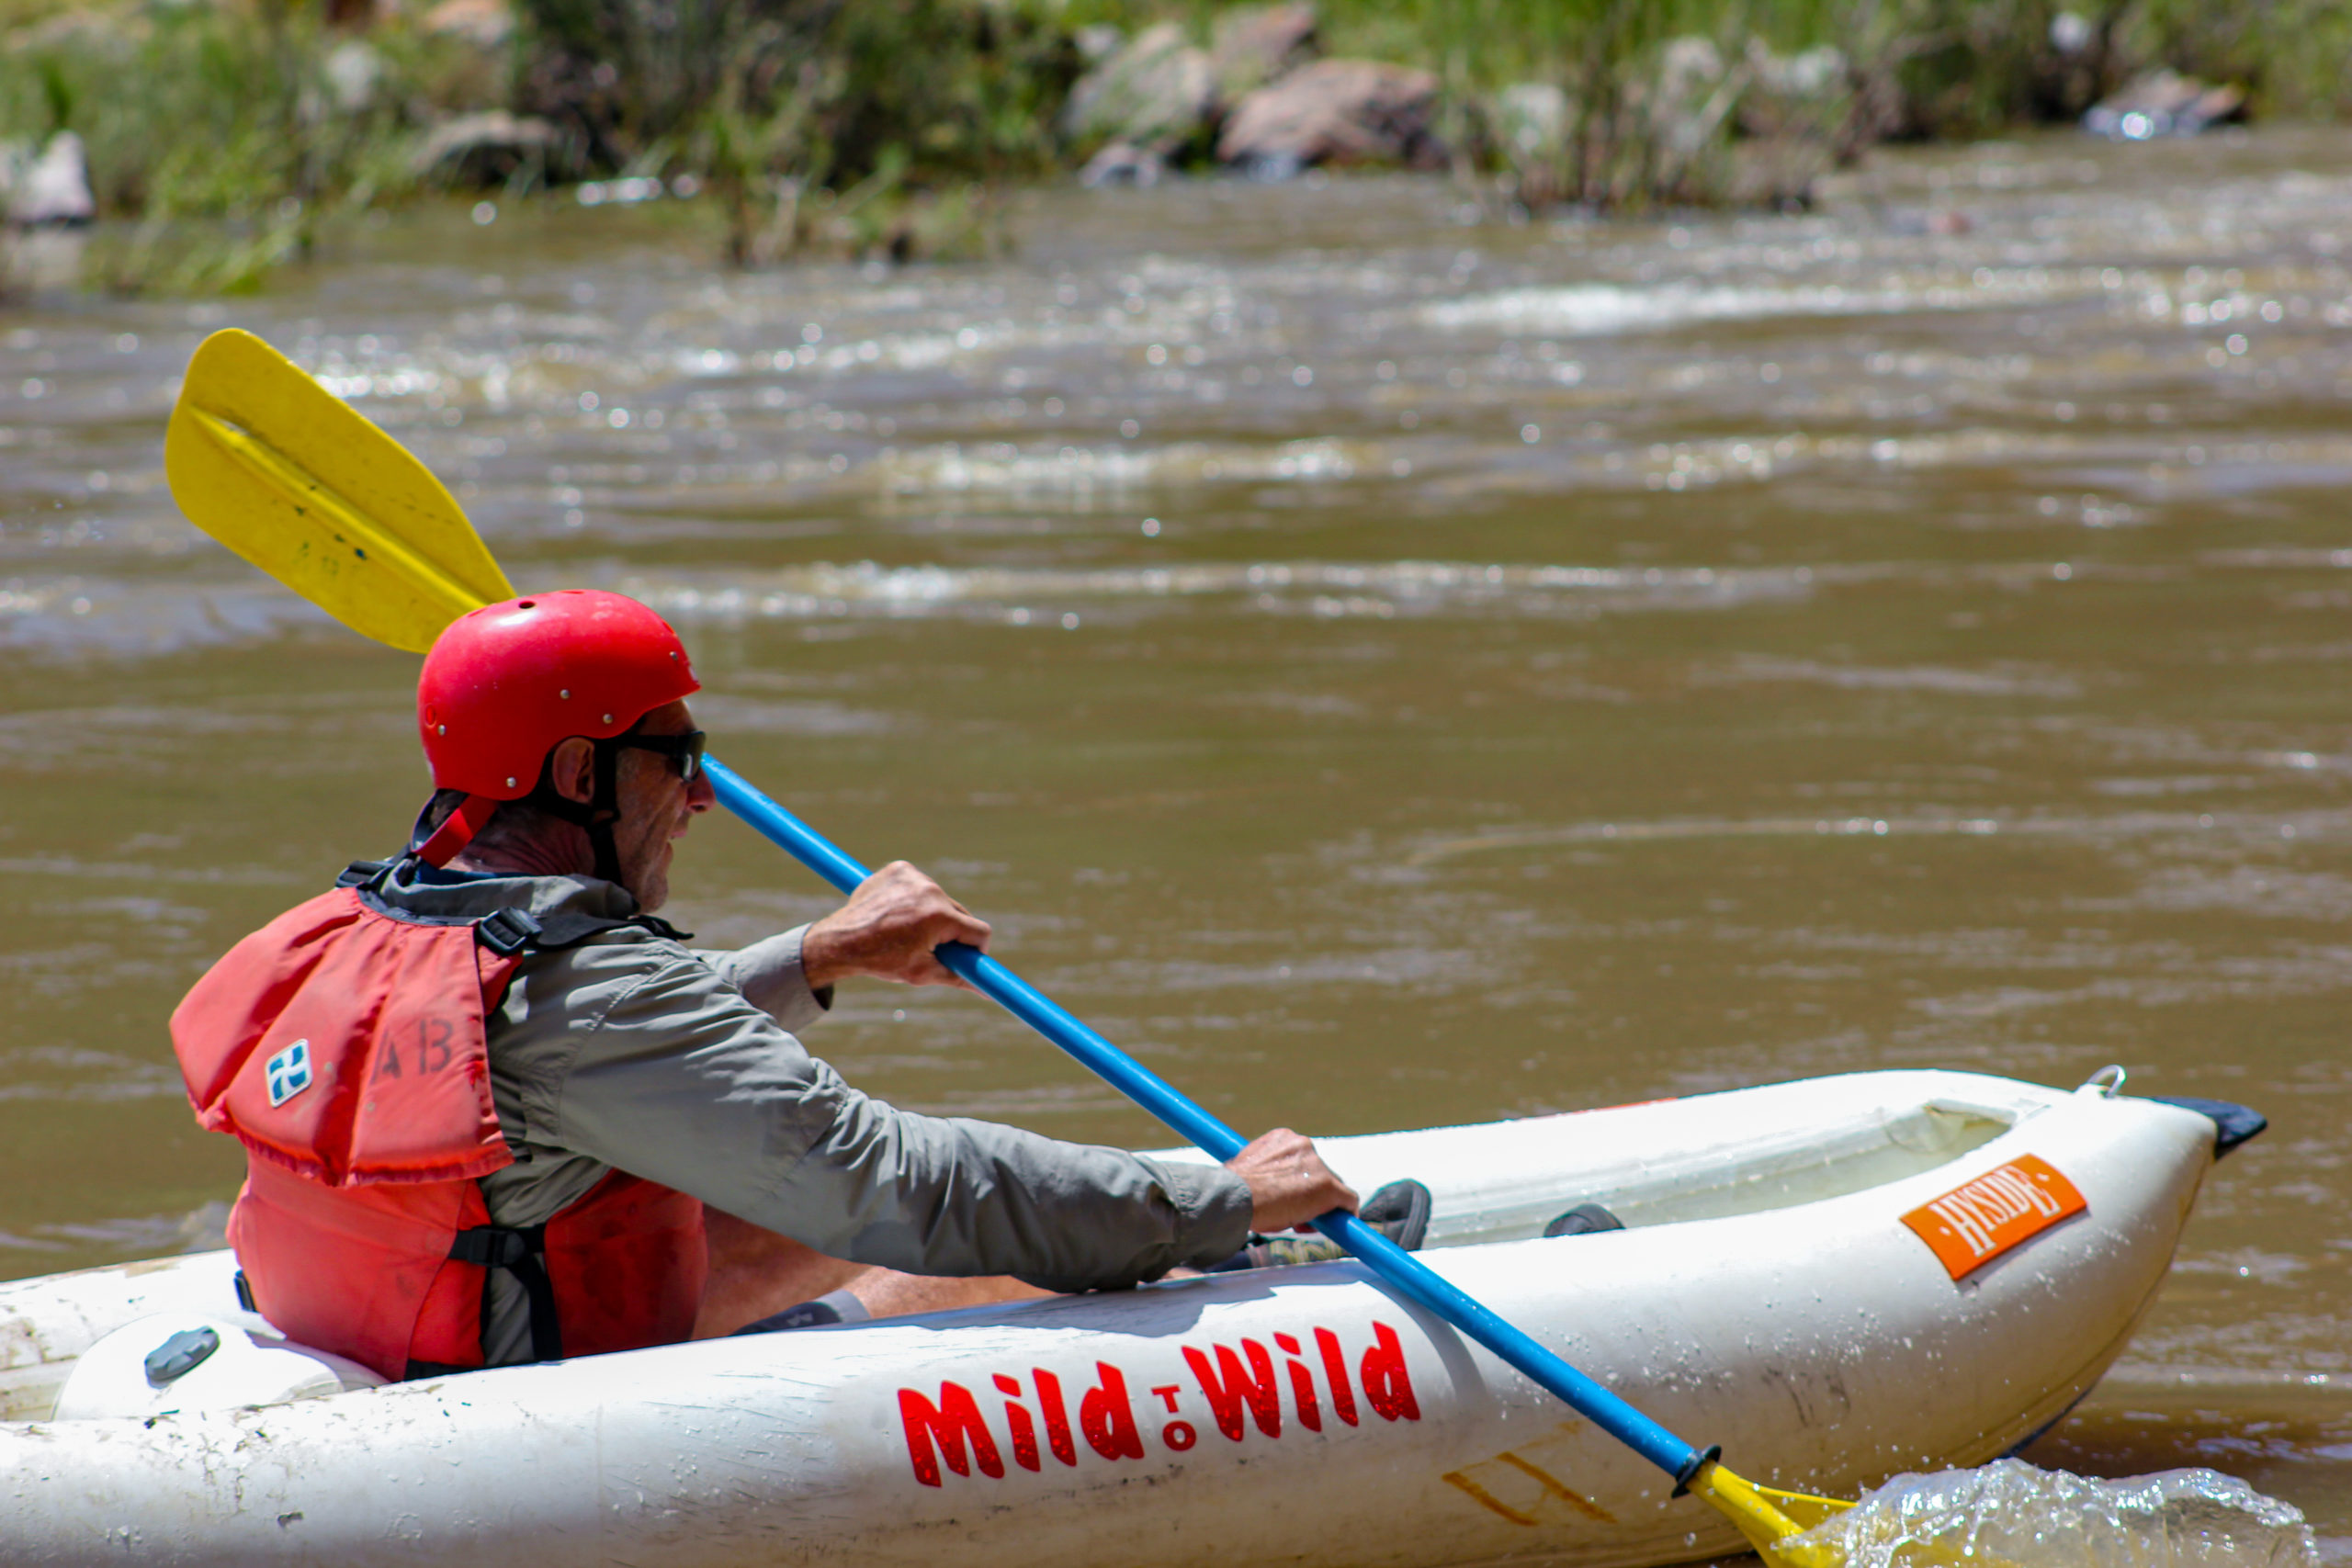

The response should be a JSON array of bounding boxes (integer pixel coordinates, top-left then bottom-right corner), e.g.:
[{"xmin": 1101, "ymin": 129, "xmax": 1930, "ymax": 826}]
[{"xmin": 705, "ymin": 755, "xmax": 1707, "ymax": 1484}]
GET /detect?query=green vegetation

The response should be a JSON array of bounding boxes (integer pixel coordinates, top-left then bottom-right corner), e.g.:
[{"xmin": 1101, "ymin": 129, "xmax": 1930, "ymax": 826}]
[
  {"xmin": 2118, "ymin": 0, "xmax": 2352, "ymax": 121},
  {"xmin": 2, "ymin": 0, "xmax": 2347, "ymax": 294},
  {"xmin": 1127, "ymin": 0, "xmax": 2352, "ymax": 126},
  {"xmin": 609, "ymin": 0, "xmax": 1072, "ymax": 264},
  {"xmin": 0, "ymin": 0, "xmax": 503, "ymax": 289}
]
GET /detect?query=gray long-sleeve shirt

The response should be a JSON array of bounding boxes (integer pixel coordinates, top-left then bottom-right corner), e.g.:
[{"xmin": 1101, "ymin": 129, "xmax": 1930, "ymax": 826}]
[{"xmin": 369, "ymin": 863, "xmax": 1253, "ymax": 1363}]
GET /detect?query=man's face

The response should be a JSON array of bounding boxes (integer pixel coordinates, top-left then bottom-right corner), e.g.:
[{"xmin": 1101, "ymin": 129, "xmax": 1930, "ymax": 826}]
[{"xmin": 610, "ymin": 699, "xmax": 714, "ymax": 911}]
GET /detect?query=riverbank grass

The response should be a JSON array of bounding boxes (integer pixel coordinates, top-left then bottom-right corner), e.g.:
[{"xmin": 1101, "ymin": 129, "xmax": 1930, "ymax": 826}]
[{"xmin": 4, "ymin": 0, "xmax": 2342, "ymax": 294}]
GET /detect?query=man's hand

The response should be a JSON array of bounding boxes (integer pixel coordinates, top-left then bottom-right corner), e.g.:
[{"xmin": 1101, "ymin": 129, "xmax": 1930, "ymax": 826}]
[
  {"xmin": 1227, "ymin": 1128, "xmax": 1358, "ymax": 1235},
  {"xmin": 803, "ymin": 861, "xmax": 991, "ymax": 991}
]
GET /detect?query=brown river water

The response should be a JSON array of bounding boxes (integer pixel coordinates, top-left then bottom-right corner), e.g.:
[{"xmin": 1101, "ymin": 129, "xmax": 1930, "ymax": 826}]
[{"xmin": 5, "ymin": 127, "xmax": 2352, "ymax": 1549}]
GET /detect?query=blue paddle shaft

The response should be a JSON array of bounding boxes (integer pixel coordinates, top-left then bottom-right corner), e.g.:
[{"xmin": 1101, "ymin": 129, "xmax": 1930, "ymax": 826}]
[{"xmin": 705, "ymin": 754, "xmax": 1703, "ymax": 1483}]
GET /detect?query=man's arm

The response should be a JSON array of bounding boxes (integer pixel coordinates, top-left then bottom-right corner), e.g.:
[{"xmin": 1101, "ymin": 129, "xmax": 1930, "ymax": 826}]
[
  {"xmin": 697, "ymin": 926, "xmax": 832, "ymax": 1030},
  {"xmin": 529, "ymin": 945, "xmax": 1261, "ymax": 1289},
  {"xmin": 682, "ymin": 860, "xmax": 980, "ymax": 1028}
]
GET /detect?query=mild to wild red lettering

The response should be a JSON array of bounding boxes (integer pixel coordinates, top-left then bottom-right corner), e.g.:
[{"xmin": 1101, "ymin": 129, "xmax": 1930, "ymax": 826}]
[
  {"xmin": 1273, "ymin": 1332, "xmax": 1321, "ymax": 1432},
  {"xmin": 1031, "ymin": 1368, "xmax": 1078, "ymax": 1466},
  {"xmin": 895, "ymin": 1323, "xmax": 1419, "ymax": 1487},
  {"xmin": 1078, "ymin": 1361, "xmax": 1144, "ymax": 1461},
  {"xmin": 899, "ymin": 1382, "xmax": 1003, "ymax": 1487},
  {"xmin": 1316, "ymin": 1326, "xmax": 1359, "ymax": 1426},
  {"xmin": 1182, "ymin": 1338, "xmax": 1283, "ymax": 1441},
  {"xmin": 1359, "ymin": 1322, "xmax": 1419, "ymax": 1423},
  {"xmin": 993, "ymin": 1373, "xmax": 1042, "ymax": 1472}
]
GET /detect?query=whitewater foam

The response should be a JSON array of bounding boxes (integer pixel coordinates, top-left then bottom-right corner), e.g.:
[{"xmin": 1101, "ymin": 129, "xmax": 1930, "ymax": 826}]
[{"xmin": 1793, "ymin": 1460, "xmax": 2315, "ymax": 1568}]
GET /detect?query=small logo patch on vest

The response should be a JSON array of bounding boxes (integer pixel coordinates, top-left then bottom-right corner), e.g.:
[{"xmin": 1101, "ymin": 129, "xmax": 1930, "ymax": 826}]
[{"xmin": 266, "ymin": 1040, "xmax": 313, "ymax": 1107}]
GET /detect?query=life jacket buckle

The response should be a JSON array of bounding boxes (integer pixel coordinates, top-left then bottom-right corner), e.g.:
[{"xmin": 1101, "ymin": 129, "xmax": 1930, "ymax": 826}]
[
  {"xmin": 474, "ymin": 908, "xmax": 545, "ymax": 956},
  {"xmin": 448, "ymin": 1224, "xmax": 543, "ymax": 1269}
]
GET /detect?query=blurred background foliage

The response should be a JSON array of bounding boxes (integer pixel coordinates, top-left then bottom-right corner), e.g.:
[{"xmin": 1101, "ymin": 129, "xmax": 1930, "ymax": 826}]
[{"xmin": 2, "ymin": 0, "xmax": 2346, "ymax": 292}]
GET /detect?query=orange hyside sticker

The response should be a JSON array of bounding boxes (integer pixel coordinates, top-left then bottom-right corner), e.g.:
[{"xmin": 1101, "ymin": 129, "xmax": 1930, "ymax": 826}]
[{"xmin": 1901, "ymin": 1155, "xmax": 2087, "ymax": 1280}]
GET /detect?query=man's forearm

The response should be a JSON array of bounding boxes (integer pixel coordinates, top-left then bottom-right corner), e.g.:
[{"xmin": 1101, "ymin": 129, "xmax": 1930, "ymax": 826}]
[{"xmin": 756, "ymin": 1103, "xmax": 1255, "ymax": 1291}]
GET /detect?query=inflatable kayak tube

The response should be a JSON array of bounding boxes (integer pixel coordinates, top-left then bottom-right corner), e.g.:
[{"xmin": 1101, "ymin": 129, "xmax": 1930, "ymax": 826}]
[{"xmin": 0, "ymin": 1069, "xmax": 2239, "ymax": 1568}]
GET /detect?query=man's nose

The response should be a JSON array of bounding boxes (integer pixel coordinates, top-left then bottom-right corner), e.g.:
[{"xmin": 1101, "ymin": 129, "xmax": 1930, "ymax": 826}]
[{"xmin": 686, "ymin": 767, "xmax": 717, "ymax": 812}]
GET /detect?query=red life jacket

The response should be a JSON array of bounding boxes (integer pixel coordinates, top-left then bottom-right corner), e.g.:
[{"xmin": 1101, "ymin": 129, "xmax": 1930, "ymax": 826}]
[{"xmin": 171, "ymin": 868, "xmax": 707, "ymax": 1382}]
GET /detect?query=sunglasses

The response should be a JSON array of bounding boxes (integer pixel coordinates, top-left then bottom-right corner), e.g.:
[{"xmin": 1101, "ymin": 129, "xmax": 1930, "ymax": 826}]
[{"xmin": 616, "ymin": 729, "xmax": 707, "ymax": 784}]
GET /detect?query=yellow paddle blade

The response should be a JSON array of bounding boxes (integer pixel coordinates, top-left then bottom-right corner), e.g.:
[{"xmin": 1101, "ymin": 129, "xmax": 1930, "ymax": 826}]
[
  {"xmin": 165, "ymin": 329, "xmax": 514, "ymax": 653},
  {"xmin": 1757, "ymin": 1480, "xmax": 1854, "ymax": 1532},
  {"xmin": 1685, "ymin": 1461, "xmax": 1852, "ymax": 1567}
]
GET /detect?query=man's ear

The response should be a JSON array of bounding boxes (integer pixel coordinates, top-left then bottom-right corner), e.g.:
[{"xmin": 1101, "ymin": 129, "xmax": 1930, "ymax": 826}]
[{"xmin": 547, "ymin": 737, "xmax": 597, "ymax": 806}]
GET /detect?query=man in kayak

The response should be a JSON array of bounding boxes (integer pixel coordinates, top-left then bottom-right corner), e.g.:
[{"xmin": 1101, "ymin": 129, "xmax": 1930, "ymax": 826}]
[{"xmin": 169, "ymin": 591, "xmax": 1390, "ymax": 1382}]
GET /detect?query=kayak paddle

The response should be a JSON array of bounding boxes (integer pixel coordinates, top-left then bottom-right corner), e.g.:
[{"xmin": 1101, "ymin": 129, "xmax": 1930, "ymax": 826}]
[{"xmin": 164, "ymin": 327, "xmax": 1854, "ymax": 1561}]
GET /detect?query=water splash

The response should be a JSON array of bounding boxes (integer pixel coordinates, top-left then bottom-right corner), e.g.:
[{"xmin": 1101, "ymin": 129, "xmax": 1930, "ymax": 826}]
[{"xmin": 1792, "ymin": 1460, "xmax": 2315, "ymax": 1568}]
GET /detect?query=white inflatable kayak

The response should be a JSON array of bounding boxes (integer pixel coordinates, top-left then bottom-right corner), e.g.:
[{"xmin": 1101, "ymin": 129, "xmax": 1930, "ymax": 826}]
[{"xmin": 0, "ymin": 1069, "xmax": 2248, "ymax": 1568}]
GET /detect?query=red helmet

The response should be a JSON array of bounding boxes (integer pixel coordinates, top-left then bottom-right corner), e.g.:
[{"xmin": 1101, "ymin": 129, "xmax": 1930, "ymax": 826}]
[{"xmin": 414, "ymin": 592, "xmax": 698, "ymax": 864}]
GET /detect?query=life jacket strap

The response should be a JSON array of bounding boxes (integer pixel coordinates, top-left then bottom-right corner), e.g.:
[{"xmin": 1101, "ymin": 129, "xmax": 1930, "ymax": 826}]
[
  {"xmin": 422, "ymin": 1222, "xmax": 566, "ymax": 1377},
  {"xmin": 473, "ymin": 907, "xmax": 544, "ymax": 957}
]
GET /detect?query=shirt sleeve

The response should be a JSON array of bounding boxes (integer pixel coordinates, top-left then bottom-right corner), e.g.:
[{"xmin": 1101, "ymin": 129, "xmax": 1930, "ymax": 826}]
[
  {"xmin": 691, "ymin": 924, "xmax": 833, "ymax": 1032},
  {"xmin": 524, "ymin": 939, "xmax": 1254, "ymax": 1291}
]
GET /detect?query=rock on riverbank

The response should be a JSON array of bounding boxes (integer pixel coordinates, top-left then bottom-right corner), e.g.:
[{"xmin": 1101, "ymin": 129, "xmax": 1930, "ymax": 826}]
[
  {"xmin": 1, "ymin": 134, "xmax": 94, "ymax": 227},
  {"xmin": 1218, "ymin": 60, "xmax": 1442, "ymax": 175},
  {"xmin": 1069, "ymin": 3, "xmax": 1443, "ymax": 182},
  {"xmin": 2084, "ymin": 69, "xmax": 2245, "ymax": 139}
]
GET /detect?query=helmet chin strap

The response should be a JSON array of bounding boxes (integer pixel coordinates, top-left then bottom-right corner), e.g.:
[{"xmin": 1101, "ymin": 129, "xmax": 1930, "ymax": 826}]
[
  {"xmin": 412, "ymin": 740, "xmax": 628, "ymax": 887},
  {"xmin": 526, "ymin": 738, "xmax": 628, "ymax": 887}
]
